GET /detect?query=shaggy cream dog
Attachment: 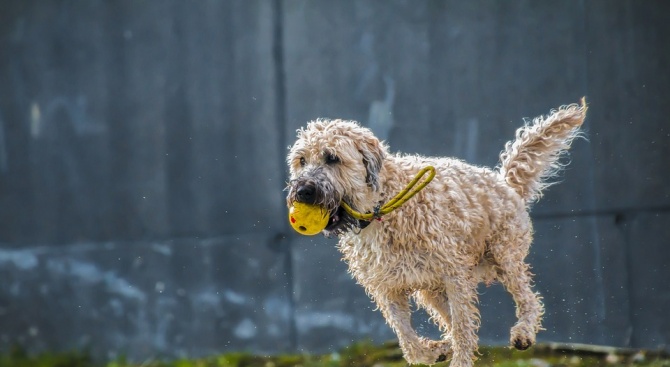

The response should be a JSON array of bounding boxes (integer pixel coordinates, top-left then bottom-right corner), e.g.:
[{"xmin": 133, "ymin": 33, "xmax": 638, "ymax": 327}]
[{"xmin": 286, "ymin": 100, "xmax": 587, "ymax": 366}]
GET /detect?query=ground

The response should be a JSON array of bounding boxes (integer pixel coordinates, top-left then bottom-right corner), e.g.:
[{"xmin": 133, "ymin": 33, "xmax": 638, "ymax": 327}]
[{"xmin": 2, "ymin": 342, "xmax": 669, "ymax": 367}]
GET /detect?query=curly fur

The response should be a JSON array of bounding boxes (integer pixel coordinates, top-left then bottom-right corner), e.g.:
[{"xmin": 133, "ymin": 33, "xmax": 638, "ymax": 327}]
[
  {"xmin": 286, "ymin": 100, "xmax": 587, "ymax": 366},
  {"xmin": 499, "ymin": 98, "xmax": 588, "ymax": 204}
]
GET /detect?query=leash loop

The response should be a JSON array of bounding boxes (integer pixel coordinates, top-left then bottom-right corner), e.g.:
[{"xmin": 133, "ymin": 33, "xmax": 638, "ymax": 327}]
[{"xmin": 341, "ymin": 166, "xmax": 436, "ymax": 221}]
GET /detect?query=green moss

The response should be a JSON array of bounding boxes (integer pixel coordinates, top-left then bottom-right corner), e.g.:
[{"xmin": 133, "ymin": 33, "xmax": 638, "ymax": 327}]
[
  {"xmin": 2, "ymin": 342, "xmax": 669, "ymax": 367},
  {"xmin": 0, "ymin": 345, "xmax": 93, "ymax": 367}
]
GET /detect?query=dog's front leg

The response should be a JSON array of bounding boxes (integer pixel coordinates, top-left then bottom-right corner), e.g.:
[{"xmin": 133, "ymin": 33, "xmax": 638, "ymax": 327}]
[
  {"xmin": 374, "ymin": 290, "xmax": 451, "ymax": 364},
  {"xmin": 414, "ymin": 289, "xmax": 453, "ymax": 338}
]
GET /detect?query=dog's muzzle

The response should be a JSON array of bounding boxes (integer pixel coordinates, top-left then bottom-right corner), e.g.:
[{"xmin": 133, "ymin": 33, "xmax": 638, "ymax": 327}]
[{"xmin": 295, "ymin": 184, "xmax": 317, "ymax": 204}]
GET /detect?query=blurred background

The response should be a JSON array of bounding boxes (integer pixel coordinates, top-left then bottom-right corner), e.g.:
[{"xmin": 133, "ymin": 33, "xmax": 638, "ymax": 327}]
[{"xmin": 0, "ymin": 0, "xmax": 668, "ymax": 362}]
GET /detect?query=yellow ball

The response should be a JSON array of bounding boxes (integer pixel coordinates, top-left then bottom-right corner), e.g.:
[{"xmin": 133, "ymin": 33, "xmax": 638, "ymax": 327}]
[{"xmin": 288, "ymin": 202, "xmax": 329, "ymax": 235}]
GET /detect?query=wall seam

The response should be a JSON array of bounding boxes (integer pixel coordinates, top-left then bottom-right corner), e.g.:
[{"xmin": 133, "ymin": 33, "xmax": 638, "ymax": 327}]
[{"xmin": 271, "ymin": 0, "xmax": 297, "ymax": 353}]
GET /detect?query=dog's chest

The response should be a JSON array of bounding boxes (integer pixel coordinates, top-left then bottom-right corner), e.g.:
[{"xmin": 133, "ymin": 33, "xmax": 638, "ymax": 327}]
[{"xmin": 337, "ymin": 228, "xmax": 453, "ymax": 291}]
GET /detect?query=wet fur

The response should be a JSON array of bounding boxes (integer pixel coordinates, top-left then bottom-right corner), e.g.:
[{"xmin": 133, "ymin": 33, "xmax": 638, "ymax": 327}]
[{"xmin": 286, "ymin": 101, "xmax": 587, "ymax": 366}]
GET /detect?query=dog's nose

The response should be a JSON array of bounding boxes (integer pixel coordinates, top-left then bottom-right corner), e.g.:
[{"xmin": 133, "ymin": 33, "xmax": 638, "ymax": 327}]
[{"xmin": 296, "ymin": 185, "xmax": 316, "ymax": 204}]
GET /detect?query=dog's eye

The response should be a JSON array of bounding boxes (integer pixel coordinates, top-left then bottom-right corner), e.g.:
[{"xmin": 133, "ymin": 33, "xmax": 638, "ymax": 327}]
[
  {"xmin": 299, "ymin": 157, "xmax": 306, "ymax": 167},
  {"xmin": 325, "ymin": 154, "xmax": 340, "ymax": 165}
]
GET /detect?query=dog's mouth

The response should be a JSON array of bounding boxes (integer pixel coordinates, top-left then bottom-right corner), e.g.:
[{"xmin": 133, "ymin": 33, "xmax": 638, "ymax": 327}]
[
  {"xmin": 325, "ymin": 205, "xmax": 345, "ymax": 230},
  {"xmin": 323, "ymin": 203, "xmax": 359, "ymax": 237},
  {"xmin": 285, "ymin": 181, "xmax": 364, "ymax": 237}
]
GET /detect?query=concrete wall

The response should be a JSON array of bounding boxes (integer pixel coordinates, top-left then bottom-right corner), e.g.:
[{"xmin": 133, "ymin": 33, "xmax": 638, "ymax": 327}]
[{"xmin": 0, "ymin": 0, "xmax": 668, "ymax": 360}]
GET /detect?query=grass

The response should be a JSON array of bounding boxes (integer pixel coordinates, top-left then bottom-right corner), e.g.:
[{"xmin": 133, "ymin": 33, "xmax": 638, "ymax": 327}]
[{"xmin": 1, "ymin": 341, "xmax": 669, "ymax": 367}]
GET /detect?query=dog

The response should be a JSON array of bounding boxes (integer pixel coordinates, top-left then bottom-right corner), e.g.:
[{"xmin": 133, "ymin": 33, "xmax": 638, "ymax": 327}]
[{"xmin": 285, "ymin": 100, "xmax": 587, "ymax": 366}]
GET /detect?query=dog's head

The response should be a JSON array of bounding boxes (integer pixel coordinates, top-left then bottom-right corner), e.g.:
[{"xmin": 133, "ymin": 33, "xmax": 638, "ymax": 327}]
[{"xmin": 286, "ymin": 119, "xmax": 387, "ymax": 237}]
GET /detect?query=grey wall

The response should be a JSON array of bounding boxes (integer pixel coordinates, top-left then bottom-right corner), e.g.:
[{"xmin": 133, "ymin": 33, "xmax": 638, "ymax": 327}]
[{"xmin": 0, "ymin": 0, "xmax": 668, "ymax": 360}]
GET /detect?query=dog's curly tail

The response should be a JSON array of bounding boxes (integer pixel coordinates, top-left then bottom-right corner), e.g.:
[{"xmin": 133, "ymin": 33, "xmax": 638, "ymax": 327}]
[{"xmin": 498, "ymin": 98, "xmax": 588, "ymax": 205}]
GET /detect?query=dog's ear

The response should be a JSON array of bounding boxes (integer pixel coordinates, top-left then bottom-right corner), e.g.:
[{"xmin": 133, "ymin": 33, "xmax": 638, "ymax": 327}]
[{"xmin": 358, "ymin": 136, "xmax": 386, "ymax": 191}]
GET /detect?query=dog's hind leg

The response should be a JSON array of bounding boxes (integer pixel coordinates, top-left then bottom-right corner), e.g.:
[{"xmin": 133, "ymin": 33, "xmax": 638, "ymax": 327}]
[
  {"xmin": 499, "ymin": 261, "xmax": 544, "ymax": 350},
  {"xmin": 492, "ymin": 231, "xmax": 544, "ymax": 350},
  {"xmin": 374, "ymin": 290, "xmax": 451, "ymax": 364}
]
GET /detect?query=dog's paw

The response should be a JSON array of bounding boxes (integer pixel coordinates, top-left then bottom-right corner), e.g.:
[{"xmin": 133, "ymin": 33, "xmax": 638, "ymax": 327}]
[
  {"xmin": 426, "ymin": 339, "xmax": 452, "ymax": 363},
  {"xmin": 402, "ymin": 339, "xmax": 452, "ymax": 365},
  {"xmin": 510, "ymin": 323, "xmax": 536, "ymax": 351},
  {"xmin": 513, "ymin": 337, "xmax": 532, "ymax": 351}
]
